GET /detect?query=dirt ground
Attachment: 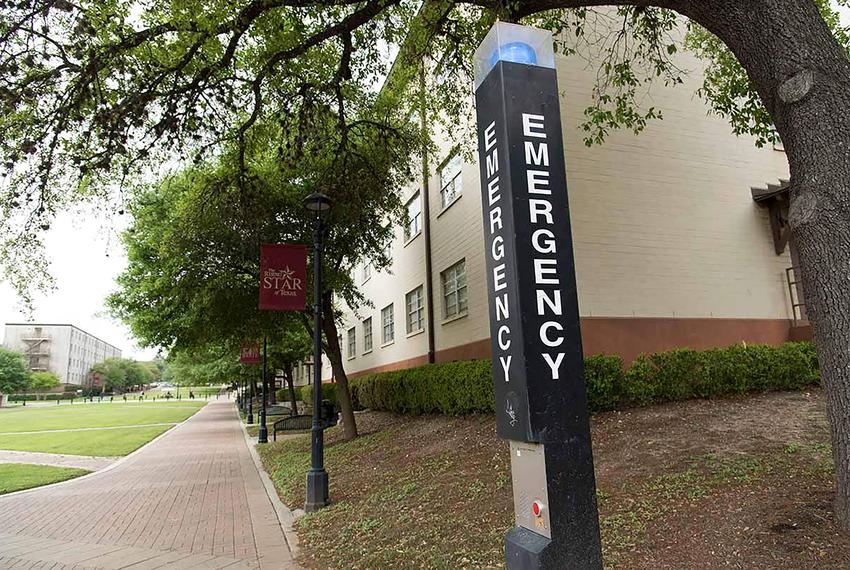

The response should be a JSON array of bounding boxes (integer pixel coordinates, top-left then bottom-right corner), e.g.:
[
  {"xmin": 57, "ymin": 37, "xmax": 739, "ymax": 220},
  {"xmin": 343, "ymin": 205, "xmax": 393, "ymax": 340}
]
[{"xmin": 259, "ymin": 388, "xmax": 849, "ymax": 569}]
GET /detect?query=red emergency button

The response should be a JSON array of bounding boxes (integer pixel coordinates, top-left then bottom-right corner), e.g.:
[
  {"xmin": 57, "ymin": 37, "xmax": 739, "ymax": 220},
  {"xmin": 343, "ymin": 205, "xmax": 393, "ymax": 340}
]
[{"xmin": 532, "ymin": 500, "xmax": 545, "ymax": 517}]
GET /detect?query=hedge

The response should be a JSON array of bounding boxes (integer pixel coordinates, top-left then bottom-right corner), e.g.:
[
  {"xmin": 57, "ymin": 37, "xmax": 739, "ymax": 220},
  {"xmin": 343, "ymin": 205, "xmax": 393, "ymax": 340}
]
[
  {"xmin": 347, "ymin": 341, "xmax": 819, "ymax": 416},
  {"xmin": 298, "ymin": 383, "xmax": 338, "ymax": 406},
  {"xmin": 9, "ymin": 393, "xmax": 77, "ymax": 402}
]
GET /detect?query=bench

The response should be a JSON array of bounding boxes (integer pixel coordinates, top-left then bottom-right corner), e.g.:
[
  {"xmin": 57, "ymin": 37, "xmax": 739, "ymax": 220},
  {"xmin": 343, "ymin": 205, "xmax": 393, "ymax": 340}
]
[{"xmin": 272, "ymin": 400, "xmax": 338, "ymax": 441}]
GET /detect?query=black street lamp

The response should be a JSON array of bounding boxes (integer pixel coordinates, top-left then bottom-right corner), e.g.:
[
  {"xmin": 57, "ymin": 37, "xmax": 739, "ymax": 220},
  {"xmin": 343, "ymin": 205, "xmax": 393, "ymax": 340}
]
[
  {"xmin": 258, "ymin": 336, "xmax": 269, "ymax": 444},
  {"xmin": 247, "ymin": 374, "xmax": 254, "ymax": 425},
  {"xmin": 304, "ymin": 191, "xmax": 332, "ymax": 512}
]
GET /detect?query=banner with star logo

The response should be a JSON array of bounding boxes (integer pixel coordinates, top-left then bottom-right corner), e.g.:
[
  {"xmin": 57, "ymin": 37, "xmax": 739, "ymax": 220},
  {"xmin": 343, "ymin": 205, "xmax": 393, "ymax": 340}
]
[
  {"xmin": 259, "ymin": 244, "xmax": 308, "ymax": 311},
  {"xmin": 240, "ymin": 342, "xmax": 261, "ymax": 364}
]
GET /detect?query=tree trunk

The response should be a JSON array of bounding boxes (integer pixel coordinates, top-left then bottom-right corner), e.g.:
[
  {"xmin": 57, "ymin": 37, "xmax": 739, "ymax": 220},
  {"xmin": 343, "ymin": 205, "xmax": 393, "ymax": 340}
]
[
  {"xmin": 662, "ymin": 0, "xmax": 850, "ymax": 531},
  {"xmin": 321, "ymin": 290, "xmax": 359, "ymax": 440},
  {"xmin": 285, "ymin": 364, "xmax": 298, "ymax": 416}
]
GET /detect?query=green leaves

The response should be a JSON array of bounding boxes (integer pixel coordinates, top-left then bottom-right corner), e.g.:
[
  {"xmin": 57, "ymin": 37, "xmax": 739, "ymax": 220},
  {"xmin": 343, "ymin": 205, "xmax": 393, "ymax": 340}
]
[{"xmin": 0, "ymin": 347, "xmax": 29, "ymax": 395}]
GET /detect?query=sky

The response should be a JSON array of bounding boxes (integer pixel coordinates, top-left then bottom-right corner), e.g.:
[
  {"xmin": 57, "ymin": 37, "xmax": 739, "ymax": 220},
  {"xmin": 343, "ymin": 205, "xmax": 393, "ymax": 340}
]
[{"xmin": 1, "ymin": 5, "xmax": 849, "ymax": 361}]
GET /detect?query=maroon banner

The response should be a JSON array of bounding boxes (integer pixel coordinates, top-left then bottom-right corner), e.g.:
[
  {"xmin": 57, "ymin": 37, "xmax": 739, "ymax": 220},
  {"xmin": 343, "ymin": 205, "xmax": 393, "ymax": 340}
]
[
  {"xmin": 240, "ymin": 342, "xmax": 261, "ymax": 364},
  {"xmin": 259, "ymin": 244, "xmax": 308, "ymax": 311}
]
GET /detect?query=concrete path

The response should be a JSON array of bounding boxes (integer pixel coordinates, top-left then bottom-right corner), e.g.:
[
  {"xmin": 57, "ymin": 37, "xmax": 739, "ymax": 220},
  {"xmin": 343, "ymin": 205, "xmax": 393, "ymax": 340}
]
[
  {"xmin": 0, "ymin": 401, "xmax": 299, "ymax": 569},
  {"xmin": 0, "ymin": 450, "xmax": 116, "ymax": 471}
]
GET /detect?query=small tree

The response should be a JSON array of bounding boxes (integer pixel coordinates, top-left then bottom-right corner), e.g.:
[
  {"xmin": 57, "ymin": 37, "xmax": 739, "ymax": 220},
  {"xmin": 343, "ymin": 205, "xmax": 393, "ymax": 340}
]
[
  {"xmin": 0, "ymin": 348, "xmax": 30, "ymax": 405},
  {"xmin": 29, "ymin": 371, "xmax": 60, "ymax": 400}
]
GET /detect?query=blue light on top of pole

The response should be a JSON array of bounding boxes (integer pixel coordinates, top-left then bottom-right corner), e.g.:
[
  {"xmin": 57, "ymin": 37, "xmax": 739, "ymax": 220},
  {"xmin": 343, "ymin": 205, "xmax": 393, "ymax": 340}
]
[
  {"xmin": 473, "ymin": 22, "xmax": 556, "ymax": 91},
  {"xmin": 489, "ymin": 42, "xmax": 538, "ymax": 67}
]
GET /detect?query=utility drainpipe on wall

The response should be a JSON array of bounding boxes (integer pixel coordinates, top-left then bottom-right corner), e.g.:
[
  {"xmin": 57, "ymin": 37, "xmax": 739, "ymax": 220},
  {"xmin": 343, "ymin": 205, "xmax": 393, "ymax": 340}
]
[{"xmin": 420, "ymin": 61, "xmax": 437, "ymax": 364}]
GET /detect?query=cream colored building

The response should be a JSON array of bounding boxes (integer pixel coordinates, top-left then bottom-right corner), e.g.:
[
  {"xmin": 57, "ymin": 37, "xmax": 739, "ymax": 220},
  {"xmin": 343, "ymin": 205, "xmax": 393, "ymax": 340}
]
[
  {"xmin": 3, "ymin": 323, "xmax": 122, "ymax": 386},
  {"xmin": 315, "ymin": 38, "xmax": 803, "ymax": 382}
]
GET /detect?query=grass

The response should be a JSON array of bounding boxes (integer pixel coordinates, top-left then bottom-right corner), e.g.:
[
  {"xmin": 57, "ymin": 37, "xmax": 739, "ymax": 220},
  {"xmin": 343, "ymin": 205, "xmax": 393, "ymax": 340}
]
[
  {"xmin": 257, "ymin": 402, "xmax": 837, "ymax": 570},
  {"xmin": 0, "ymin": 401, "xmax": 206, "ymax": 456},
  {"xmin": 0, "ymin": 426, "xmax": 175, "ymax": 456},
  {"xmin": 0, "ymin": 402, "xmax": 205, "ymax": 433},
  {"xmin": 0, "ymin": 463, "xmax": 89, "ymax": 495}
]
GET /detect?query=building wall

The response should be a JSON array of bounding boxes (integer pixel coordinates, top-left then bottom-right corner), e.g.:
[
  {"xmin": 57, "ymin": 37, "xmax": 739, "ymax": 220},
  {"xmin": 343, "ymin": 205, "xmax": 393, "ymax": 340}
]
[
  {"xmin": 325, "ymin": 45, "xmax": 792, "ymax": 380},
  {"xmin": 3, "ymin": 324, "xmax": 122, "ymax": 385}
]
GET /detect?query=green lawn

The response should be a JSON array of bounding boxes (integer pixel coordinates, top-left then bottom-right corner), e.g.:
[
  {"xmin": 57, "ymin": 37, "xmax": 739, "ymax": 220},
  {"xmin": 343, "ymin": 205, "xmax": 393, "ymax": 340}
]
[
  {"xmin": 0, "ymin": 401, "xmax": 206, "ymax": 456},
  {"xmin": 0, "ymin": 426, "xmax": 174, "ymax": 456},
  {"xmin": 0, "ymin": 463, "xmax": 89, "ymax": 495},
  {"xmin": 0, "ymin": 402, "xmax": 205, "ymax": 433}
]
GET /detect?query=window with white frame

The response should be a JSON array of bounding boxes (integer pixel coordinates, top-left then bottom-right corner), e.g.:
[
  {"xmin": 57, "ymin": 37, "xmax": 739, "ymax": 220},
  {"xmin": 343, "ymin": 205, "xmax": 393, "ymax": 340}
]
[
  {"xmin": 406, "ymin": 286, "xmax": 425, "ymax": 334},
  {"xmin": 440, "ymin": 153, "xmax": 463, "ymax": 209},
  {"xmin": 363, "ymin": 317, "xmax": 373, "ymax": 353},
  {"xmin": 362, "ymin": 260, "xmax": 372, "ymax": 282},
  {"xmin": 381, "ymin": 303, "xmax": 395, "ymax": 344},
  {"xmin": 347, "ymin": 328, "xmax": 356, "ymax": 359},
  {"xmin": 441, "ymin": 259, "xmax": 468, "ymax": 319},
  {"xmin": 404, "ymin": 193, "xmax": 422, "ymax": 241}
]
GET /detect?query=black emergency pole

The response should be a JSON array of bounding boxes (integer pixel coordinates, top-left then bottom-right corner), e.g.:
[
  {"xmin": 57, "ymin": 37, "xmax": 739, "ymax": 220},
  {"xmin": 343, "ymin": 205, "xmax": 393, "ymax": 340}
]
[
  {"xmin": 258, "ymin": 336, "xmax": 269, "ymax": 444},
  {"xmin": 473, "ymin": 23, "xmax": 603, "ymax": 569},
  {"xmin": 303, "ymin": 191, "xmax": 332, "ymax": 512}
]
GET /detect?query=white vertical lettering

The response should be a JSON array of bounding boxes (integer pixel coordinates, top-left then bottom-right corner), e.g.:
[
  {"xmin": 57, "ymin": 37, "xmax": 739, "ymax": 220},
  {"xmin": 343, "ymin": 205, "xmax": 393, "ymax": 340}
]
[
  {"xmin": 529, "ymin": 199, "xmax": 553, "ymax": 224},
  {"xmin": 486, "ymin": 149, "xmax": 499, "ymax": 178},
  {"xmin": 536, "ymin": 289, "xmax": 563, "ymax": 316},
  {"xmin": 524, "ymin": 141, "xmax": 549, "ymax": 166},
  {"xmin": 491, "ymin": 235, "xmax": 505, "ymax": 260},
  {"xmin": 522, "ymin": 114, "xmax": 546, "ymax": 138},
  {"xmin": 539, "ymin": 321, "xmax": 564, "ymax": 347},
  {"xmin": 531, "ymin": 229, "xmax": 556, "ymax": 254},
  {"xmin": 542, "ymin": 353, "xmax": 566, "ymax": 380},
  {"xmin": 526, "ymin": 170, "xmax": 550, "ymax": 195},
  {"xmin": 498, "ymin": 325, "xmax": 511, "ymax": 350},
  {"xmin": 487, "ymin": 177, "xmax": 500, "ymax": 206},
  {"xmin": 534, "ymin": 259, "xmax": 559, "ymax": 285},
  {"xmin": 500, "ymin": 355, "xmax": 513, "ymax": 381},
  {"xmin": 496, "ymin": 293, "xmax": 510, "ymax": 321},
  {"xmin": 485, "ymin": 121, "xmax": 497, "ymax": 150},
  {"xmin": 493, "ymin": 264, "xmax": 507, "ymax": 292},
  {"xmin": 489, "ymin": 206, "xmax": 503, "ymax": 234}
]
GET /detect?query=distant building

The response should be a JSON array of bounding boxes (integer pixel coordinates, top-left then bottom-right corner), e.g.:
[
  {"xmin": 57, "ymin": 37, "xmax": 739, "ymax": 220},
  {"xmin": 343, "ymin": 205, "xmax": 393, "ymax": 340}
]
[{"xmin": 2, "ymin": 324, "xmax": 122, "ymax": 386}]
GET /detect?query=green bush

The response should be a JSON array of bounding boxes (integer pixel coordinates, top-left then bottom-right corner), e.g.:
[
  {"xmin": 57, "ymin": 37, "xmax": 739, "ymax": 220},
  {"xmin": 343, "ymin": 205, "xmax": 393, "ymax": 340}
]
[
  {"xmin": 347, "ymin": 342, "xmax": 819, "ymax": 416},
  {"xmin": 353, "ymin": 360, "xmax": 494, "ymax": 415},
  {"xmin": 298, "ymin": 383, "xmax": 338, "ymax": 406},
  {"xmin": 9, "ymin": 393, "xmax": 77, "ymax": 401}
]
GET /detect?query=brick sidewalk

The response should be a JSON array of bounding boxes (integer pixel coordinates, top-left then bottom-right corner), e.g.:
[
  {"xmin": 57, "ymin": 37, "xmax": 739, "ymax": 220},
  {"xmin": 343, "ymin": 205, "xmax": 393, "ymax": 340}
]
[{"xmin": 0, "ymin": 401, "xmax": 299, "ymax": 569}]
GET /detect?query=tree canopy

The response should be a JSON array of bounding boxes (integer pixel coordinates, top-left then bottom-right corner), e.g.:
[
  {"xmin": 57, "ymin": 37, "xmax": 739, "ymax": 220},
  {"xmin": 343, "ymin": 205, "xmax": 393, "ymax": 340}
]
[
  {"xmin": 29, "ymin": 370, "xmax": 60, "ymax": 392},
  {"xmin": 0, "ymin": 347, "xmax": 30, "ymax": 395}
]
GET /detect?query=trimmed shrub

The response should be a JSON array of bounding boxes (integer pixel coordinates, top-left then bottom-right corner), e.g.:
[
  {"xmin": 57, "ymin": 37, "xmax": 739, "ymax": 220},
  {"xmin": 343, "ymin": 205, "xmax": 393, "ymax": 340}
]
[
  {"xmin": 353, "ymin": 360, "xmax": 494, "ymax": 416},
  {"xmin": 298, "ymin": 383, "xmax": 338, "ymax": 406},
  {"xmin": 584, "ymin": 354, "xmax": 626, "ymax": 412},
  {"xmin": 9, "ymin": 393, "xmax": 77, "ymax": 401},
  {"xmin": 347, "ymin": 342, "xmax": 819, "ymax": 416}
]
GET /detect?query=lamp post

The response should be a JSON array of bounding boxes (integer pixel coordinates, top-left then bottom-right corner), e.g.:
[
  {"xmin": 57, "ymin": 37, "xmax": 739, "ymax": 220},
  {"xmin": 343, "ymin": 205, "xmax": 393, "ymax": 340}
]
[
  {"xmin": 258, "ymin": 336, "xmax": 269, "ymax": 444},
  {"xmin": 247, "ymin": 374, "xmax": 254, "ymax": 425},
  {"xmin": 303, "ymin": 191, "xmax": 332, "ymax": 512}
]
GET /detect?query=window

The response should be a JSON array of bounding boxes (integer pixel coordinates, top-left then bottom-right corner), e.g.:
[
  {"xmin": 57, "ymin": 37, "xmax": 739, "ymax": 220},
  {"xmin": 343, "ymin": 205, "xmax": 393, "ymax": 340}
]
[
  {"xmin": 404, "ymin": 193, "xmax": 422, "ymax": 241},
  {"xmin": 347, "ymin": 328, "xmax": 356, "ymax": 359},
  {"xmin": 362, "ymin": 261, "xmax": 372, "ymax": 283},
  {"xmin": 363, "ymin": 317, "xmax": 373, "ymax": 353},
  {"xmin": 441, "ymin": 260, "xmax": 468, "ymax": 319},
  {"xmin": 381, "ymin": 304, "xmax": 395, "ymax": 344},
  {"xmin": 406, "ymin": 286, "xmax": 425, "ymax": 334},
  {"xmin": 440, "ymin": 153, "xmax": 463, "ymax": 209}
]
